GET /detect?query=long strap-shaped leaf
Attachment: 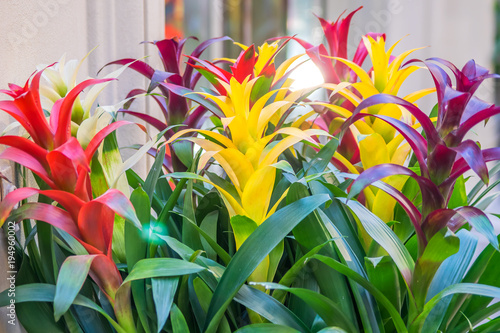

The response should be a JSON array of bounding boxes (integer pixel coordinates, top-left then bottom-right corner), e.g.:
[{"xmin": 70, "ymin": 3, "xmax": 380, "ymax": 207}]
[
  {"xmin": 310, "ymin": 255, "xmax": 407, "ymax": 333},
  {"xmin": 203, "ymin": 194, "xmax": 330, "ymax": 333},
  {"xmin": 0, "ymin": 284, "xmax": 126, "ymax": 333},
  {"xmin": 410, "ymin": 283, "xmax": 500, "ymax": 333},
  {"xmin": 345, "ymin": 200, "xmax": 415, "ymax": 287}
]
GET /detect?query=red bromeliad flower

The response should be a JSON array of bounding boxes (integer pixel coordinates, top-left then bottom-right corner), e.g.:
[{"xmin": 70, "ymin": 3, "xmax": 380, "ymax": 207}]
[
  {"xmin": 345, "ymin": 58, "xmax": 500, "ymax": 253},
  {"xmin": 0, "ymin": 188, "xmax": 141, "ymax": 302},
  {"xmin": 0, "ymin": 67, "xmax": 142, "ymax": 200},
  {"xmin": 0, "ymin": 66, "xmax": 143, "ymax": 327},
  {"xmin": 293, "ymin": 6, "xmax": 385, "ymax": 87}
]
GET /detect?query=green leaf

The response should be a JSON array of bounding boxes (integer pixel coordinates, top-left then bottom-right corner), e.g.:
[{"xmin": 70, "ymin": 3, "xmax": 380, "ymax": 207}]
[
  {"xmin": 309, "ymin": 255, "xmax": 407, "ymax": 333},
  {"xmin": 175, "ymin": 211, "xmax": 232, "ymax": 265},
  {"xmin": 171, "ymin": 304, "xmax": 190, "ymax": 333},
  {"xmin": 273, "ymin": 240, "xmax": 336, "ymax": 303},
  {"xmin": 316, "ymin": 328, "xmax": 349, "ymax": 333},
  {"xmin": 203, "ymin": 194, "xmax": 331, "ymax": 333},
  {"xmin": 157, "ymin": 236, "xmax": 311, "ymax": 332},
  {"xmin": 192, "ymin": 277, "xmax": 231, "ymax": 332},
  {"xmin": 152, "ymin": 277, "xmax": 178, "ymax": 333},
  {"xmin": 235, "ymin": 285, "xmax": 311, "ymax": 333},
  {"xmin": 448, "ymin": 175, "xmax": 467, "ymax": 209},
  {"xmin": 173, "ymin": 141, "xmax": 194, "ymax": 169},
  {"xmin": 253, "ymin": 283, "xmax": 357, "ymax": 332},
  {"xmin": 346, "ymin": 200, "xmax": 415, "ymax": 286},
  {"xmin": 316, "ymin": 209, "xmax": 384, "ymax": 333},
  {"xmin": 144, "ymin": 145, "xmax": 166, "ymax": 202},
  {"xmin": 423, "ymin": 230, "xmax": 477, "ymax": 332},
  {"xmin": 122, "ymin": 259, "xmax": 205, "ymax": 285},
  {"xmin": 11, "ymin": 254, "xmax": 65, "ymax": 333},
  {"xmin": 54, "ymin": 255, "xmax": 97, "ymax": 321},
  {"xmin": 182, "ymin": 179, "xmax": 203, "ymax": 251},
  {"xmin": 306, "ymin": 138, "xmax": 339, "ymax": 175},
  {"xmin": 365, "ymin": 256, "xmax": 401, "ymax": 320},
  {"xmin": 0, "ymin": 284, "xmax": 125, "ymax": 333},
  {"xmin": 127, "ymin": 187, "xmax": 152, "ymax": 333},
  {"xmin": 411, "ymin": 283, "xmax": 500, "ymax": 333},
  {"xmin": 199, "ymin": 211, "xmax": 219, "ymax": 261},
  {"xmin": 412, "ymin": 229, "xmax": 459, "ymax": 311},
  {"xmin": 271, "ymin": 160, "xmax": 296, "ymax": 175},
  {"xmin": 287, "ymin": 184, "xmax": 357, "ymax": 326},
  {"xmin": 235, "ymin": 323, "xmax": 300, "ymax": 332}
]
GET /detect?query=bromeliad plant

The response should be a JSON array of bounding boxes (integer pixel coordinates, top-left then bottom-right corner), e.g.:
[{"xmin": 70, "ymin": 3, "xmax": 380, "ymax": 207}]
[{"xmin": 1, "ymin": 7, "xmax": 500, "ymax": 333}]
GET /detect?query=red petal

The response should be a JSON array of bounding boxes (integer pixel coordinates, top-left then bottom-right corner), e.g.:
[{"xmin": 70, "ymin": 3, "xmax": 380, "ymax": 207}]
[
  {"xmin": 78, "ymin": 201, "xmax": 115, "ymax": 254},
  {"xmin": 46, "ymin": 150, "xmax": 78, "ymax": 192},
  {"xmin": 0, "ymin": 147, "xmax": 55, "ymax": 188},
  {"xmin": 54, "ymin": 78, "xmax": 114, "ymax": 147}
]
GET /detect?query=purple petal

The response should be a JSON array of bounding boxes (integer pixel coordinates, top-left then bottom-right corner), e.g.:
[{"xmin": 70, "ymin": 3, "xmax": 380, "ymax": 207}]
[
  {"xmin": 183, "ymin": 36, "xmax": 232, "ymax": 87},
  {"xmin": 456, "ymin": 106, "xmax": 500, "ymax": 142},
  {"xmin": 342, "ymin": 172, "xmax": 425, "ymax": 246},
  {"xmin": 154, "ymin": 39, "xmax": 180, "ymax": 74},
  {"xmin": 345, "ymin": 112, "xmax": 429, "ymax": 176},
  {"xmin": 348, "ymin": 163, "xmax": 444, "ymax": 217},
  {"xmin": 100, "ymin": 59, "xmax": 154, "ymax": 78},
  {"xmin": 455, "ymin": 206, "xmax": 498, "ymax": 249},
  {"xmin": 444, "ymin": 147, "xmax": 500, "ymax": 190},
  {"xmin": 421, "ymin": 208, "xmax": 457, "ymax": 240},
  {"xmin": 452, "ymin": 140, "xmax": 488, "ymax": 185},
  {"xmin": 346, "ymin": 93, "xmax": 440, "ymax": 147}
]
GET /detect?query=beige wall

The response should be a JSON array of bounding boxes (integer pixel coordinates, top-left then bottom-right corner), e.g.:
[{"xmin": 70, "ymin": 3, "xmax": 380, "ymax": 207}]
[{"xmin": 0, "ymin": 1, "xmax": 165, "ymax": 331}]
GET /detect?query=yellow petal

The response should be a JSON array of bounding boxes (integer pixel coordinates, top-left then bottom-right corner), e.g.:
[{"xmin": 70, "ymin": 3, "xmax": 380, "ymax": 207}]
[
  {"xmin": 363, "ymin": 35, "xmax": 388, "ymax": 91},
  {"xmin": 273, "ymin": 54, "xmax": 304, "ymax": 85},
  {"xmin": 196, "ymin": 92, "xmax": 235, "ymax": 117},
  {"xmin": 327, "ymin": 57, "xmax": 373, "ymax": 86},
  {"xmin": 387, "ymin": 46, "xmax": 425, "ymax": 76},
  {"xmin": 384, "ymin": 65, "xmax": 419, "ymax": 95},
  {"xmin": 217, "ymin": 148, "xmax": 255, "ymax": 190},
  {"xmin": 359, "ymin": 133, "xmax": 390, "ymax": 170},
  {"xmin": 323, "ymin": 82, "xmax": 361, "ymax": 106},
  {"xmin": 403, "ymin": 88, "xmax": 436, "ymax": 103},
  {"xmin": 248, "ymin": 88, "xmax": 287, "ymax": 138},
  {"xmin": 242, "ymin": 166, "xmax": 276, "ymax": 224},
  {"xmin": 372, "ymin": 174, "xmax": 408, "ymax": 222},
  {"xmin": 256, "ymin": 101, "xmax": 294, "ymax": 138},
  {"xmin": 371, "ymin": 104, "xmax": 402, "ymax": 143},
  {"xmin": 259, "ymin": 128, "xmax": 325, "ymax": 167},
  {"xmin": 351, "ymin": 82, "xmax": 380, "ymax": 100},
  {"xmin": 167, "ymin": 128, "xmax": 237, "ymax": 149},
  {"xmin": 390, "ymin": 143, "xmax": 411, "ymax": 165},
  {"xmin": 313, "ymin": 102, "xmax": 352, "ymax": 118},
  {"xmin": 291, "ymin": 110, "xmax": 316, "ymax": 128}
]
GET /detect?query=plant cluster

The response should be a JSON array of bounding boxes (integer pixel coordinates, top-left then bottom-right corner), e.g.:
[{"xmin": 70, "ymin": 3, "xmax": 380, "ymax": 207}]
[{"xmin": 1, "ymin": 7, "xmax": 500, "ymax": 333}]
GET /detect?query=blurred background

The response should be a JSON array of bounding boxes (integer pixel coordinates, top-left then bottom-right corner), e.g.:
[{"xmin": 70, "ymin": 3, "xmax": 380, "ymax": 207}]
[{"xmin": 0, "ymin": 1, "xmax": 500, "ymax": 330}]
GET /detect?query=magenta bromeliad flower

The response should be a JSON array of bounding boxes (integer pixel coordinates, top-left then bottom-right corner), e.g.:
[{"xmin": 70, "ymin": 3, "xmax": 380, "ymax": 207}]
[{"xmin": 345, "ymin": 58, "xmax": 500, "ymax": 251}]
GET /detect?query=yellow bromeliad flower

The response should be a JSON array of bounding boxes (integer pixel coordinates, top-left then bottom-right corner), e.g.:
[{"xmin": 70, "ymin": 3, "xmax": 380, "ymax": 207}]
[
  {"xmin": 170, "ymin": 76, "xmax": 324, "ymax": 224},
  {"xmin": 168, "ymin": 75, "xmax": 326, "ymax": 285}
]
